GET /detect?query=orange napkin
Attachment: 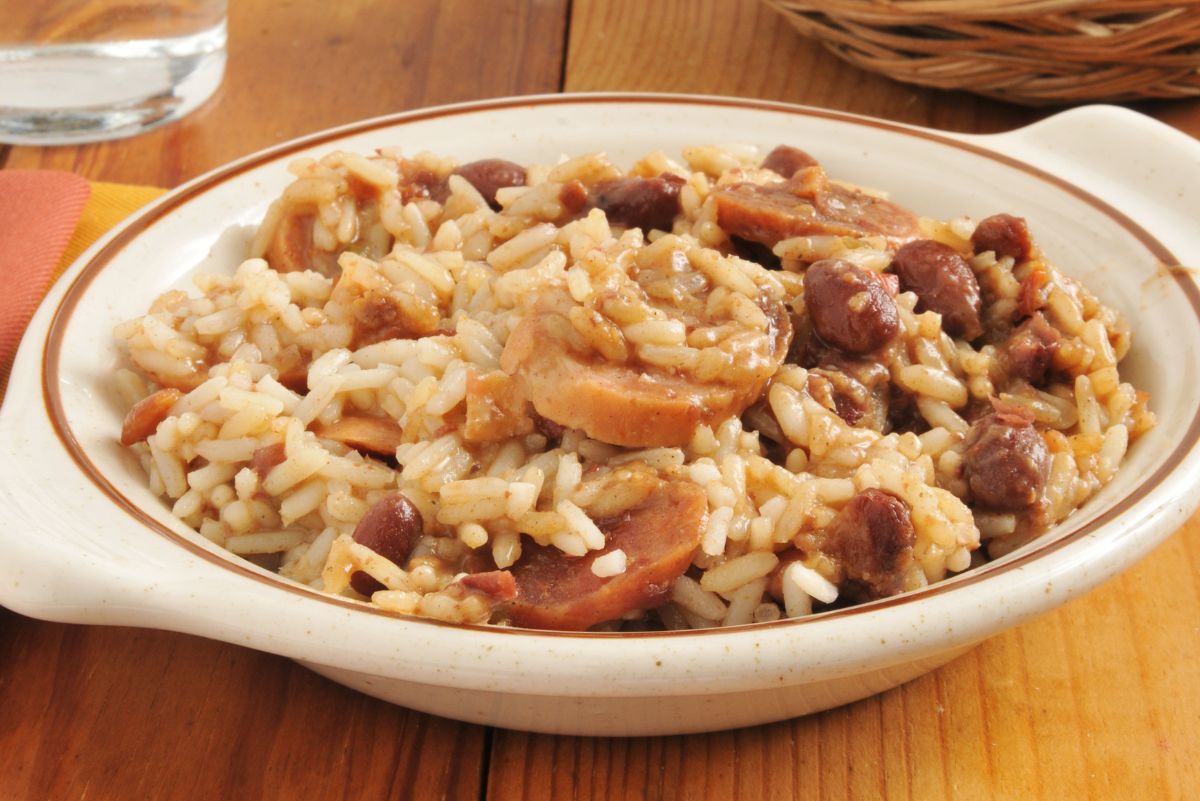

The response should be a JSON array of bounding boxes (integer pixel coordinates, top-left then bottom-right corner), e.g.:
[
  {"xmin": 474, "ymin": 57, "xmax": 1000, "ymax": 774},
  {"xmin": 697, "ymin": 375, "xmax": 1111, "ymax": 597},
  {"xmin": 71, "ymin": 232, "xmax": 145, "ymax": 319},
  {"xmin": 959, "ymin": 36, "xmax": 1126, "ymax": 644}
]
[{"xmin": 0, "ymin": 172, "xmax": 165, "ymax": 396}]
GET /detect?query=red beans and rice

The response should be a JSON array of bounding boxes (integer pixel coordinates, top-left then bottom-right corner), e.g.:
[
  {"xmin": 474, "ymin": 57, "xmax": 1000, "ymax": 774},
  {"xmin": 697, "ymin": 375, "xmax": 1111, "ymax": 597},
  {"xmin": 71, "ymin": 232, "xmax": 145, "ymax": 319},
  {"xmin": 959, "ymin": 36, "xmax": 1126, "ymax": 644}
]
[{"xmin": 113, "ymin": 144, "xmax": 1154, "ymax": 630}]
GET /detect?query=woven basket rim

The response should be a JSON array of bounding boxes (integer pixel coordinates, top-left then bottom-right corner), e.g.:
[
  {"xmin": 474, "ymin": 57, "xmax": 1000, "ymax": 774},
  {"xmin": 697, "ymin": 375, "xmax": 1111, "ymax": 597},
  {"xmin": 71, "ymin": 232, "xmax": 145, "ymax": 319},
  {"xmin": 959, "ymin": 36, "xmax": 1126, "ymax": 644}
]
[{"xmin": 767, "ymin": 0, "xmax": 1194, "ymax": 23}]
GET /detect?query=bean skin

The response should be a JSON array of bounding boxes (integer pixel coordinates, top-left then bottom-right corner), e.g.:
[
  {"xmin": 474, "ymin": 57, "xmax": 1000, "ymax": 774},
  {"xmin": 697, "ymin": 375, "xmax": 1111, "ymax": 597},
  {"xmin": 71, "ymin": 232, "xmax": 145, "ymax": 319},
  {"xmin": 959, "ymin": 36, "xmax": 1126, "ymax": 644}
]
[
  {"xmin": 350, "ymin": 493, "xmax": 424, "ymax": 596},
  {"xmin": 804, "ymin": 258, "xmax": 899, "ymax": 355},
  {"xmin": 972, "ymin": 213, "xmax": 1033, "ymax": 263},
  {"xmin": 962, "ymin": 411, "xmax": 1050, "ymax": 511},
  {"xmin": 1002, "ymin": 312, "xmax": 1061, "ymax": 385},
  {"xmin": 891, "ymin": 239, "xmax": 984, "ymax": 340},
  {"xmin": 588, "ymin": 173, "xmax": 685, "ymax": 232},
  {"xmin": 453, "ymin": 159, "xmax": 527, "ymax": 210},
  {"xmin": 761, "ymin": 144, "xmax": 819, "ymax": 178},
  {"xmin": 823, "ymin": 488, "xmax": 916, "ymax": 599},
  {"xmin": 249, "ymin": 443, "xmax": 287, "ymax": 480}
]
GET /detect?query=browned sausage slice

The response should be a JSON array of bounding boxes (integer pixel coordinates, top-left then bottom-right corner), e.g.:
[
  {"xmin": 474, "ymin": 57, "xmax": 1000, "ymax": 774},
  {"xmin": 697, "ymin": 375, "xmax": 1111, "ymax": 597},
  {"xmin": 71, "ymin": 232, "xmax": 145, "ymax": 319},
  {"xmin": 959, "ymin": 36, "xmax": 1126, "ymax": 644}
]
[
  {"xmin": 500, "ymin": 295, "xmax": 791, "ymax": 448},
  {"xmin": 714, "ymin": 165, "xmax": 920, "ymax": 248},
  {"xmin": 261, "ymin": 156, "xmax": 441, "ymax": 278},
  {"xmin": 463, "ymin": 369, "xmax": 534, "ymax": 444},
  {"xmin": 508, "ymin": 479, "xmax": 706, "ymax": 630},
  {"xmin": 313, "ymin": 415, "xmax": 405, "ymax": 459}
]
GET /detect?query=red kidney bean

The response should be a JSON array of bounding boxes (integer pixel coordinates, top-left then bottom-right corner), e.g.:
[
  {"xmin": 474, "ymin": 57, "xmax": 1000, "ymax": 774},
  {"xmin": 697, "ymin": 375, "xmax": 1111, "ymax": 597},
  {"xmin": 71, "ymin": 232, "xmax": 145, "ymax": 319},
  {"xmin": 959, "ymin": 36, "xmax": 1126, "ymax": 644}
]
[
  {"xmin": 823, "ymin": 488, "xmax": 916, "ymax": 600},
  {"xmin": 761, "ymin": 144, "xmax": 819, "ymax": 178},
  {"xmin": 588, "ymin": 173, "xmax": 685, "ymax": 232},
  {"xmin": 891, "ymin": 239, "xmax": 984, "ymax": 340},
  {"xmin": 350, "ymin": 493, "xmax": 424, "ymax": 596},
  {"xmin": 453, "ymin": 159, "xmax": 528, "ymax": 210},
  {"xmin": 972, "ymin": 213, "xmax": 1033, "ymax": 263},
  {"xmin": 962, "ymin": 411, "xmax": 1050, "ymax": 511},
  {"xmin": 1002, "ymin": 312, "xmax": 1061, "ymax": 385},
  {"xmin": 804, "ymin": 258, "xmax": 899, "ymax": 355}
]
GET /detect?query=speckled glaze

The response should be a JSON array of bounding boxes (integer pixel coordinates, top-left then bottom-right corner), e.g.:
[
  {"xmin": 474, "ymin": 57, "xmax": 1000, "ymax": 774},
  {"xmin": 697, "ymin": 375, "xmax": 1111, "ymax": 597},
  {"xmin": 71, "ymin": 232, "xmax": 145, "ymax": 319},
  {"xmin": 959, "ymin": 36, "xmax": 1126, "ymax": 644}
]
[{"xmin": 3, "ymin": 96, "xmax": 1200, "ymax": 736}]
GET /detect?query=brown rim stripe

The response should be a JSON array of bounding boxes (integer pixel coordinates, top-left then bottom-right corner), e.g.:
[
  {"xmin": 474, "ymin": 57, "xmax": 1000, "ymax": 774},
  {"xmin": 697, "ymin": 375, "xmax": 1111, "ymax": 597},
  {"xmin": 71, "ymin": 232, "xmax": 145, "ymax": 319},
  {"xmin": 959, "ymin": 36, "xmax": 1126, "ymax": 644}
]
[{"xmin": 40, "ymin": 93, "xmax": 1200, "ymax": 638}]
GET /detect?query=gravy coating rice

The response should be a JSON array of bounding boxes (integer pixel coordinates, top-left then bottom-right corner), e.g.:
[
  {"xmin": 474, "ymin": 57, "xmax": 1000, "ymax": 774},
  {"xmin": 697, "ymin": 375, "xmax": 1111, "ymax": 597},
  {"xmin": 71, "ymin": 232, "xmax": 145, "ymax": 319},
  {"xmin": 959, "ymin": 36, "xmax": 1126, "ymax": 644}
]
[{"xmin": 113, "ymin": 144, "xmax": 1154, "ymax": 630}]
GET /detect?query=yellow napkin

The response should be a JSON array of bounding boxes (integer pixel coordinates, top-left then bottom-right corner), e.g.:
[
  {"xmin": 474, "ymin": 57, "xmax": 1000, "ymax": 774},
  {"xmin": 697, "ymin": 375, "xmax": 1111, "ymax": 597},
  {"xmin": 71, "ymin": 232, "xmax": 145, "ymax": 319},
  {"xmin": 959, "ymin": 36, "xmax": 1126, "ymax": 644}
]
[{"xmin": 55, "ymin": 181, "xmax": 167, "ymax": 281}]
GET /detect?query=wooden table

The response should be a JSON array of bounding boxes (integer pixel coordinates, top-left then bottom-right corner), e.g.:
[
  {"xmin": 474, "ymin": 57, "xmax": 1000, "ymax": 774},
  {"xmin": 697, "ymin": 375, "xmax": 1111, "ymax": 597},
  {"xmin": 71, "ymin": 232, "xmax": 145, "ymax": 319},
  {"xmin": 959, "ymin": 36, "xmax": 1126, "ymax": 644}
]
[{"xmin": 3, "ymin": 1, "xmax": 1198, "ymax": 798}]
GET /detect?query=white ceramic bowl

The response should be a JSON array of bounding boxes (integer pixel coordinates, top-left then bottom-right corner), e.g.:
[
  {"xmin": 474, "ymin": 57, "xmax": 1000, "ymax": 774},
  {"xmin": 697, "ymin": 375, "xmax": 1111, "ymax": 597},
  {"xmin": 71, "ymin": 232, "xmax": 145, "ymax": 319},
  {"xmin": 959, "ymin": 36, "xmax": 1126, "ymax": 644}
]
[{"xmin": 3, "ymin": 95, "xmax": 1200, "ymax": 737}]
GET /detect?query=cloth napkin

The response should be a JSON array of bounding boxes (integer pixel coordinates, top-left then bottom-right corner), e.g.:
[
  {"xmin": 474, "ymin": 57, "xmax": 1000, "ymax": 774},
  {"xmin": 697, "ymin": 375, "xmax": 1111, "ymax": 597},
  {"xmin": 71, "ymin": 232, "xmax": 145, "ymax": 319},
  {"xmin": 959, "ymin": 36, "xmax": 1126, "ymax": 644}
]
[{"xmin": 0, "ymin": 171, "xmax": 165, "ymax": 397}]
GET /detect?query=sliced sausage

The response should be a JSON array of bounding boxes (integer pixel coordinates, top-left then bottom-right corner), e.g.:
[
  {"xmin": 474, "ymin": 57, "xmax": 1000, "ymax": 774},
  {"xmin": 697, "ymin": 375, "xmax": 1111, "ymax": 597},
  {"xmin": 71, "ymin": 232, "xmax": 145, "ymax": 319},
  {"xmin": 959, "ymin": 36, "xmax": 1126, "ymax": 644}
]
[
  {"xmin": 500, "ymin": 291, "xmax": 791, "ymax": 448},
  {"xmin": 972, "ymin": 213, "xmax": 1033, "ymax": 263},
  {"xmin": 891, "ymin": 239, "xmax": 984, "ymax": 340},
  {"xmin": 453, "ymin": 159, "xmax": 527, "ymax": 210},
  {"xmin": 761, "ymin": 145, "xmax": 819, "ymax": 178},
  {"xmin": 120, "ymin": 388, "xmax": 182, "ymax": 447},
  {"xmin": 350, "ymin": 493, "xmax": 425, "ymax": 596},
  {"xmin": 804, "ymin": 259, "xmax": 899, "ymax": 355},
  {"xmin": 1002, "ymin": 312, "xmax": 1060, "ymax": 385},
  {"xmin": 508, "ymin": 479, "xmax": 706, "ymax": 630},
  {"xmin": 822, "ymin": 488, "xmax": 915, "ymax": 599},
  {"xmin": 313, "ymin": 416, "xmax": 405, "ymax": 459},
  {"xmin": 588, "ymin": 173, "xmax": 685, "ymax": 232},
  {"xmin": 714, "ymin": 165, "xmax": 920, "ymax": 248},
  {"xmin": 962, "ymin": 410, "xmax": 1050, "ymax": 511}
]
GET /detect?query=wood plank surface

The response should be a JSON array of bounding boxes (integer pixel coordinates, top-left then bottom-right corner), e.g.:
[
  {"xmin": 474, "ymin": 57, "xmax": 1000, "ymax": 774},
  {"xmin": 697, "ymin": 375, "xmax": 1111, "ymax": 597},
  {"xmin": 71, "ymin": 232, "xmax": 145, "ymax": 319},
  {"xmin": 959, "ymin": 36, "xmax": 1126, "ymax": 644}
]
[{"xmin": 3, "ymin": 0, "xmax": 1200, "ymax": 799}]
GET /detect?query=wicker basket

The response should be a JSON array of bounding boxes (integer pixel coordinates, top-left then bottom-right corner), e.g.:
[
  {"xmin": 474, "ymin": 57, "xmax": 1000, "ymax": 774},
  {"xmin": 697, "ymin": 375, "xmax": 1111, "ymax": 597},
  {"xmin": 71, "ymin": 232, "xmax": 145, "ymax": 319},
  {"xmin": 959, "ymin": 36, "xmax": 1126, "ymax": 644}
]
[{"xmin": 763, "ymin": 0, "xmax": 1200, "ymax": 105}]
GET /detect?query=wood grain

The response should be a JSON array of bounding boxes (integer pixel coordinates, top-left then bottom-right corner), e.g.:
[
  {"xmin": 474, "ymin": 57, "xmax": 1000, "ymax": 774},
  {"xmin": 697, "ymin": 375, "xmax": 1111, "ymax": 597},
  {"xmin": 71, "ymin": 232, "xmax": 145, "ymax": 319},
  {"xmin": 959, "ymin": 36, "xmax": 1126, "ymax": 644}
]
[
  {"xmin": 486, "ymin": 520, "xmax": 1200, "ymax": 801},
  {"xmin": 562, "ymin": 0, "xmax": 1043, "ymax": 134},
  {"xmin": 0, "ymin": 616, "xmax": 487, "ymax": 801}
]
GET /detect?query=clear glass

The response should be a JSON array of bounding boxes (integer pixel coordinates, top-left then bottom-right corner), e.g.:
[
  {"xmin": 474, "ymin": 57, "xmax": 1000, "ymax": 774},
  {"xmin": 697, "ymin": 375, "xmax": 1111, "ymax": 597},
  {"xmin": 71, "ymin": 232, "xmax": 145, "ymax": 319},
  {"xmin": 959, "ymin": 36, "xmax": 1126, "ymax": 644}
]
[{"xmin": 0, "ymin": 0, "xmax": 227, "ymax": 145}]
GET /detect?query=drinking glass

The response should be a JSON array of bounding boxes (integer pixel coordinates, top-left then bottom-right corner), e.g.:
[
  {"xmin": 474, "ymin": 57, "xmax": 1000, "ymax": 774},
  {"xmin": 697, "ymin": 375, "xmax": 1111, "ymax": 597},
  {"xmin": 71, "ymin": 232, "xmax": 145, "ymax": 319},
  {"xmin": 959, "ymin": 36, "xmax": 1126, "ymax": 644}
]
[{"xmin": 0, "ymin": 0, "xmax": 227, "ymax": 145}]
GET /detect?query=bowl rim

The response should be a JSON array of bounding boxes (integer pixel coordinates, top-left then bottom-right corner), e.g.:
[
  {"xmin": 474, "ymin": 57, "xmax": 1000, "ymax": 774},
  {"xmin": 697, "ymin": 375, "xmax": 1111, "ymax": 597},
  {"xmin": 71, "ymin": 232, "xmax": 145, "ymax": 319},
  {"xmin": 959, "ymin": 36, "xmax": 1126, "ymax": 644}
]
[{"xmin": 36, "ymin": 92, "xmax": 1200, "ymax": 639}]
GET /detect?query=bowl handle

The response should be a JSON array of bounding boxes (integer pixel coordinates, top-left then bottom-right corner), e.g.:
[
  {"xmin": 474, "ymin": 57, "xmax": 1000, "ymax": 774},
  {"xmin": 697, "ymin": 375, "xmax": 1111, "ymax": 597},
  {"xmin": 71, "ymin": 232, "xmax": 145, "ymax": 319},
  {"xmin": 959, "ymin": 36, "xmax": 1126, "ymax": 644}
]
[{"xmin": 965, "ymin": 105, "xmax": 1200, "ymax": 264}]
